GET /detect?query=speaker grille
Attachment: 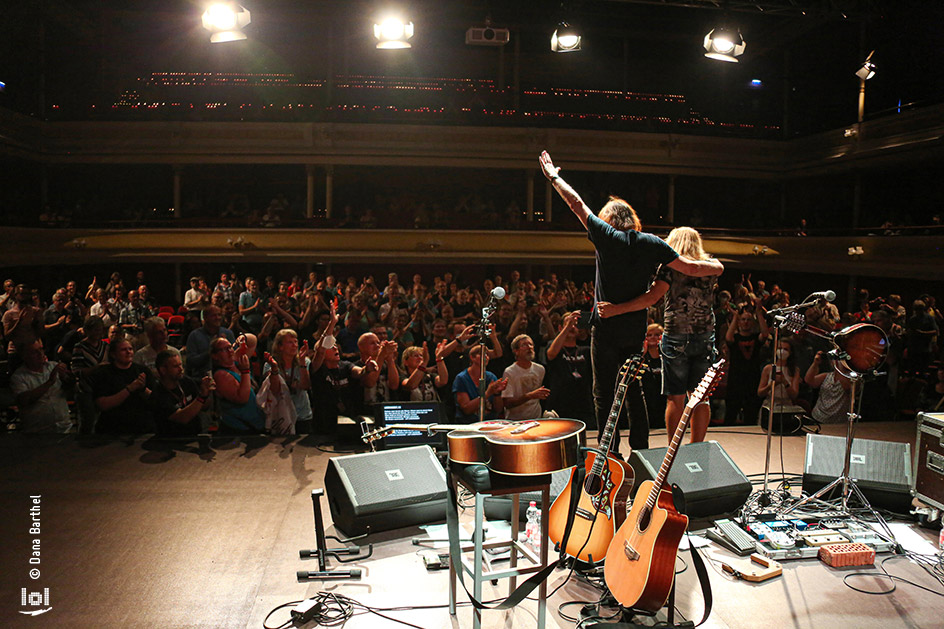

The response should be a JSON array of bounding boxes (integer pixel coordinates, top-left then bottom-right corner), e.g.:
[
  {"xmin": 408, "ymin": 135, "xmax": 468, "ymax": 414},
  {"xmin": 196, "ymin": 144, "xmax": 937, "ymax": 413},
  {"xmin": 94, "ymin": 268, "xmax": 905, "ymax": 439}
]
[
  {"xmin": 332, "ymin": 446, "xmax": 446, "ymax": 514},
  {"xmin": 804, "ymin": 435, "xmax": 911, "ymax": 492}
]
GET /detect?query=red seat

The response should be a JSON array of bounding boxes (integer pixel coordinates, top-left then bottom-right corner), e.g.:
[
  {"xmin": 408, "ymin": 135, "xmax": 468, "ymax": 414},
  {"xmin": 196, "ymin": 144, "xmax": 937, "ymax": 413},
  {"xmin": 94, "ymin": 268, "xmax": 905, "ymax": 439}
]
[
  {"xmin": 177, "ymin": 306, "xmax": 189, "ymax": 315},
  {"xmin": 157, "ymin": 312, "xmax": 172, "ymax": 322},
  {"xmin": 167, "ymin": 315, "xmax": 186, "ymax": 348},
  {"xmin": 158, "ymin": 306, "xmax": 174, "ymax": 315}
]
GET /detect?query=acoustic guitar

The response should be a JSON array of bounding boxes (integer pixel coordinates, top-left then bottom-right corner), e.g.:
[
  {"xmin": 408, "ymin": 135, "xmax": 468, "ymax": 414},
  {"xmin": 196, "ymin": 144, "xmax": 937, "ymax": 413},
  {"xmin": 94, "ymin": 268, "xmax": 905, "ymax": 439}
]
[
  {"xmin": 362, "ymin": 419, "xmax": 585, "ymax": 475},
  {"xmin": 547, "ymin": 355, "xmax": 642, "ymax": 564},
  {"xmin": 603, "ymin": 359, "xmax": 725, "ymax": 612}
]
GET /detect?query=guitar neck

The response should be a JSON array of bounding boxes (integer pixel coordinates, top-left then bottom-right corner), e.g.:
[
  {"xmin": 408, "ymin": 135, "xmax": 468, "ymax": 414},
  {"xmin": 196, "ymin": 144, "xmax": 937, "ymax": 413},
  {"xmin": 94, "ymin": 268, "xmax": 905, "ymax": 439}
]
[
  {"xmin": 644, "ymin": 404, "xmax": 694, "ymax": 511},
  {"xmin": 599, "ymin": 381, "xmax": 627, "ymax": 455},
  {"xmin": 384, "ymin": 423, "xmax": 465, "ymax": 433}
]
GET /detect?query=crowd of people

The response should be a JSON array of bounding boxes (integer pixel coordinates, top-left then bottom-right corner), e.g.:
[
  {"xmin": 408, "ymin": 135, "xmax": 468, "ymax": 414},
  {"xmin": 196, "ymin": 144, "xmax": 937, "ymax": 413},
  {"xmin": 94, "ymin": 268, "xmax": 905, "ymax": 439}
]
[
  {"xmin": 2, "ymin": 148, "xmax": 942, "ymax": 451},
  {"xmin": 1, "ymin": 261, "xmax": 941, "ymax": 446}
]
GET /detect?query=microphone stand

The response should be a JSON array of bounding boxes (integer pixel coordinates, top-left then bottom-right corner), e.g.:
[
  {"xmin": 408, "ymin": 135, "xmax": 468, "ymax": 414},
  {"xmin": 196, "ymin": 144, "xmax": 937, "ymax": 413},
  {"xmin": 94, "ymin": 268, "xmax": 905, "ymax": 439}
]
[
  {"xmin": 477, "ymin": 300, "xmax": 499, "ymax": 422},
  {"xmin": 758, "ymin": 298, "xmax": 820, "ymax": 507}
]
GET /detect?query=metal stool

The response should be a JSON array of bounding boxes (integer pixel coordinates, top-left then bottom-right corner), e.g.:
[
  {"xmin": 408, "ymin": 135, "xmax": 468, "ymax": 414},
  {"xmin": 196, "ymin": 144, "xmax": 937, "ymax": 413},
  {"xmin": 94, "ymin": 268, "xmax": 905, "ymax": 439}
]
[{"xmin": 447, "ymin": 462, "xmax": 551, "ymax": 629}]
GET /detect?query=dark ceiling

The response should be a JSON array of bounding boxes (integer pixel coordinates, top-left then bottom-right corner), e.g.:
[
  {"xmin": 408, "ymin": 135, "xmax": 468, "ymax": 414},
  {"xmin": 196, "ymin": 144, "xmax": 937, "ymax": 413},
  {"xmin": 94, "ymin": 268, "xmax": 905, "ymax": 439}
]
[{"xmin": 1, "ymin": 1, "xmax": 941, "ymax": 134}]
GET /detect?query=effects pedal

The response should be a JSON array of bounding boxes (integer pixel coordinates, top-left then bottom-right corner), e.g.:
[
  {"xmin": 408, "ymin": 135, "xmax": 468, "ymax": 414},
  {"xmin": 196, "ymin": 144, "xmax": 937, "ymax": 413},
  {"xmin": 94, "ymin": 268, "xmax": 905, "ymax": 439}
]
[{"xmin": 707, "ymin": 519, "xmax": 757, "ymax": 556}]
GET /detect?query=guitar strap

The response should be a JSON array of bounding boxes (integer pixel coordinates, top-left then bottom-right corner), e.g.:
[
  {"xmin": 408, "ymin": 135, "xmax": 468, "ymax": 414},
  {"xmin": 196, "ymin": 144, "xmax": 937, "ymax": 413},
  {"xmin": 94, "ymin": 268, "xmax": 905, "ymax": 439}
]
[
  {"xmin": 686, "ymin": 532, "xmax": 713, "ymax": 627},
  {"xmin": 445, "ymin": 463, "xmax": 585, "ymax": 611}
]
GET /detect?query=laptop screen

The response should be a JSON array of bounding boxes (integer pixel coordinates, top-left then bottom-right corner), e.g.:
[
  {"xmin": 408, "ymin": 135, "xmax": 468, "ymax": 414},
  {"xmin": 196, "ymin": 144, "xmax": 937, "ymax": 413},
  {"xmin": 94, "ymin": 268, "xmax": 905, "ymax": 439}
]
[{"xmin": 372, "ymin": 401, "xmax": 447, "ymax": 450}]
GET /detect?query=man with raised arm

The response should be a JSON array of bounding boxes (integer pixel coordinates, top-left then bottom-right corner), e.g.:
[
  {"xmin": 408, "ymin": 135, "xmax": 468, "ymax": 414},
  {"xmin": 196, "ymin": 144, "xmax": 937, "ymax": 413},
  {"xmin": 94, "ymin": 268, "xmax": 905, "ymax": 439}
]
[{"xmin": 539, "ymin": 151, "xmax": 723, "ymax": 454}]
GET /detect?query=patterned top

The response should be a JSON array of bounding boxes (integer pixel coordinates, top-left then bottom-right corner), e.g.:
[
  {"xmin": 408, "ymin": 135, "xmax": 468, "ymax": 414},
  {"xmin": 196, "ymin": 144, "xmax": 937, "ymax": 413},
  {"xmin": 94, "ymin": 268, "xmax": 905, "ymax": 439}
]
[{"xmin": 655, "ymin": 264, "xmax": 717, "ymax": 335}]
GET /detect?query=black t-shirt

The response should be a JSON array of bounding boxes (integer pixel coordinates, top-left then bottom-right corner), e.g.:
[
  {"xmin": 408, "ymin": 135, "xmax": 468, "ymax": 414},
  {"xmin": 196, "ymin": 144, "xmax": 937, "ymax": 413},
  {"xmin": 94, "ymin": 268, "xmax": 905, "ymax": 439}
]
[
  {"xmin": 89, "ymin": 363, "xmax": 157, "ymax": 434},
  {"xmin": 586, "ymin": 214, "xmax": 678, "ymax": 344},
  {"xmin": 151, "ymin": 377, "xmax": 201, "ymax": 437},
  {"xmin": 727, "ymin": 332, "xmax": 764, "ymax": 377},
  {"xmin": 545, "ymin": 345, "xmax": 593, "ymax": 422},
  {"xmin": 311, "ymin": 362, "xmax": 362, "ymax": 430}
]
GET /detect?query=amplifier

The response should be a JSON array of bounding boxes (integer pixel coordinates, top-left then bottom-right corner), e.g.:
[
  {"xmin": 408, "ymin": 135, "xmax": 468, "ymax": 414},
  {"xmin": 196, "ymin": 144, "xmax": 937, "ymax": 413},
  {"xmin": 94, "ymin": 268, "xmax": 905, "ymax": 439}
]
[
  {"xmin": 629, "ymin": 441, "xmax": 751, "ymax": 518},
  {"xmin": 802, "ymin": 434, "xmax": 912, "ymax": 513},
  {"xmin": 915, "ymin": 413, "xmax": 944, "ymax": 511},
  {"xmin": 324, "ymin": 445, "xmax": 447, "ymax": 536}
]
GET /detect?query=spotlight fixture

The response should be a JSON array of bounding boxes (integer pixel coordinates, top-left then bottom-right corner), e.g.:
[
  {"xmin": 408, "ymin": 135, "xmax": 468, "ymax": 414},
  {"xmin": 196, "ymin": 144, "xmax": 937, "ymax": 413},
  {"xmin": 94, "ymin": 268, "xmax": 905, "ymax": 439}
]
[
  {"xmin": 856, "ymin": 51, "xmax": 876, "ymax": 80},
  {"xmin": 704, "ymin": 27, "xmax": 745, "ymax": 62},
  {"xmin": 551, "ymin": 22, "xmax": 581, "ymax": 52},
  {"xmin": 202, "ymin": 3, "xmax": 251, "ymax": 43},
  {"xmin": 374, "ymin": 17, "xmax": 414, "ymax": 49}
]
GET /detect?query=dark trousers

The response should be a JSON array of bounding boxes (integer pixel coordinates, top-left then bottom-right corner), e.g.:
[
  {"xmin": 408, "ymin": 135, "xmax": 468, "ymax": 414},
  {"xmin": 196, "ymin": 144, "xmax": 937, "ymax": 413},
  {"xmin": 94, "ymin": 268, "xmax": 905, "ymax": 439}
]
[{"xmin": 591, "ymin": 327, "xmax": 649, "ymax": 453}]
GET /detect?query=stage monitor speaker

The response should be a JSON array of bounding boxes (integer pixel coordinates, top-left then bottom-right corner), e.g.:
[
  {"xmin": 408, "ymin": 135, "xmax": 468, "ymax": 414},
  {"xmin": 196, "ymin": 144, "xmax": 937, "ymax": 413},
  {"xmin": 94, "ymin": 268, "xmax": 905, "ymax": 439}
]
[
  {"xmin": 324, "ymin": 445, "xmax": 447, "ymax": 536},
  {"xmin": 802, "ymin": 434, "xmax": 912, "ymax": 513},
  {"xmin": 629, "ymin": 441, "xmax": 751, "ymax": 518}
]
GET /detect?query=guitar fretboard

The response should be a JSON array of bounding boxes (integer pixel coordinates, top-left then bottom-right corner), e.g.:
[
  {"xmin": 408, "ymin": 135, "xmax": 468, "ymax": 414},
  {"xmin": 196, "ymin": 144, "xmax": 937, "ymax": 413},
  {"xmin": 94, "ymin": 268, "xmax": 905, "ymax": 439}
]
[{"xmin": 591, "ymin": 358, "xmax": 640, "ymax": 477}]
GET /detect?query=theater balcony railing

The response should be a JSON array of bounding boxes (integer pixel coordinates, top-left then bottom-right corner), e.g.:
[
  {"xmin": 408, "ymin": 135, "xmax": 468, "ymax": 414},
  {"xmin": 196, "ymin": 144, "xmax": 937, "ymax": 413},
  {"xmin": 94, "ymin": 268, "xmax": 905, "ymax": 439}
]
[{"xmin": 2, "ymin": 224, "xmax": 942, "ymax": 282}]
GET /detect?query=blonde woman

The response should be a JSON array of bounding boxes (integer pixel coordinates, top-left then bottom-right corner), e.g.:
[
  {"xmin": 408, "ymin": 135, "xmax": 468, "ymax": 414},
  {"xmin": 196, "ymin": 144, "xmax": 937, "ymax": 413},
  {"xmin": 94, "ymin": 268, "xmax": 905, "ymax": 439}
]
[
  {"xmin": 598, "ymin": 227, "xmax": 720, "ymax": 444},
  {"xmin": 400, "ymin": 341, "xmax": 448, "ymax": 401},
  {"xmin": 262, "ymin": 328, "xmax": 313, "ymax": 432}
]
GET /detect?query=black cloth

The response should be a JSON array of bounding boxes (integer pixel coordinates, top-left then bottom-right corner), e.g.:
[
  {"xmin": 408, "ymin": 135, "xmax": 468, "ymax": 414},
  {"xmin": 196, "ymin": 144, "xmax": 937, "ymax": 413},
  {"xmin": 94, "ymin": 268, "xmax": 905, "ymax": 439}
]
[
  {"xmin": 591, "ymin": 328, "xmax": 649, "ymax": 452},
  {"xmin": 585, "ymin": 213, "xmax": 676, "ymax": 450},
  {"xmin": 151, "ymin": 377, "xmax": 202, "ymax": 437},
  {"xmin": 641, "ymin": 351, "xmax": 666, "ymax": 429},
  {"xmin": 586, "ymin": 213, "xmax": 678, "ymax": 344},
  {"xmin": 89, "ymin": 363, "xmax": 157, "ymax": 434},
  {"xmin": 545, "ymin": 345, "xmax": 593, "ymax": 424},
  {"xmin": 310, "ymin": 361, "xmax": 361, "ymax": 434},
  {"xmin": 725, "ymin": 331, "xmax": 765, "ymax": 423}
]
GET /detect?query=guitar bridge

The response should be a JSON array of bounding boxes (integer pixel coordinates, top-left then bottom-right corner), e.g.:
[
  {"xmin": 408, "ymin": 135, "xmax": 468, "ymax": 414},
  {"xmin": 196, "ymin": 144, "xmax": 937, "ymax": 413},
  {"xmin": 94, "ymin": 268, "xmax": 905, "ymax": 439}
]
[
  {"xmin": 510, "ymin": 421, "xmax": 539, "ymax": 434},
  {"xmin": 623, "ymin": 540, "xmax": 639, "ymax": 562}
]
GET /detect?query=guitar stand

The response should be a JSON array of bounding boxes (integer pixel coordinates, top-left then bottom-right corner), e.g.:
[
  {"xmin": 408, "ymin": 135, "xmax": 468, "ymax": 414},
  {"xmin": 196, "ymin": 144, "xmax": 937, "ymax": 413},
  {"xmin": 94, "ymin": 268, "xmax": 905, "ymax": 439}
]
[
  {"xmin": 296, "ymin": 488, "xmax": 373, "ymax": 581},
  {"xmin": 586, "ymin": 582, "xmax": 689, "ymax": 629}
]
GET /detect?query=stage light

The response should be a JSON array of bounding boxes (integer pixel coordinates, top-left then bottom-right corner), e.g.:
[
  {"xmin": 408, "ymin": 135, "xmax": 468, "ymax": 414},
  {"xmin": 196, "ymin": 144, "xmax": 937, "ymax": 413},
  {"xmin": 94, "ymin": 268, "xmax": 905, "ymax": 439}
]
[
  {"xmin": 856, "ymin": 53, "xmax": 876, "ymax": 80},
  {"xmin": 551, "ymin": 22, "xmax": 581, "ymax": 52},
  {"xmin": 704, "ymin": 27, "xmax": 745, "ymax": 62},
  {"xmin": 202, "ymin": 3, "xmax": 251, "ymax": 43},
  {"xmin": 374, "ymin": 17, "xmax": 414, "ymax": 49}
]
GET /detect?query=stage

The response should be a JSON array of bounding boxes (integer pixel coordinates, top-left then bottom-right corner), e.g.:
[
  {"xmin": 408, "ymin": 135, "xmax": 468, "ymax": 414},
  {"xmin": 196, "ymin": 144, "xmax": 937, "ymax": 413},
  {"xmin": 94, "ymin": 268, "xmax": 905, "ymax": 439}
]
[{"xmin": 1, "ymin": 421, "xmax": 941, "ymax": 628}]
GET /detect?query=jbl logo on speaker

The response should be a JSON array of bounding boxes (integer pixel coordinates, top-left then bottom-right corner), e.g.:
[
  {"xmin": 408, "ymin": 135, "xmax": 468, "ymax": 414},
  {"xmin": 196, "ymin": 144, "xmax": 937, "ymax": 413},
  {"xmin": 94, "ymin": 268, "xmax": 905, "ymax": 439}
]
[{"xmin": 385, "ymin": 469, "xmax": 404, "ymax": 481}]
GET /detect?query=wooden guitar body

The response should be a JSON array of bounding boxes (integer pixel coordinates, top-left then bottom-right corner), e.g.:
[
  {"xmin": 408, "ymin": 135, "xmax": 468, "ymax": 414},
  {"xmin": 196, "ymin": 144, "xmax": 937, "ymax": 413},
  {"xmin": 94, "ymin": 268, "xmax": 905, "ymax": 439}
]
[
  {"xmin": 446, "ymin": 419, "xmax": 585, "ymax": 475},
  {"xmin": 547, "ymin": 451, "xmax": 634, "ymax": 564},
  {"xmin": 603, "ymin": 480, "xmax": 689, "ymax": 612}
]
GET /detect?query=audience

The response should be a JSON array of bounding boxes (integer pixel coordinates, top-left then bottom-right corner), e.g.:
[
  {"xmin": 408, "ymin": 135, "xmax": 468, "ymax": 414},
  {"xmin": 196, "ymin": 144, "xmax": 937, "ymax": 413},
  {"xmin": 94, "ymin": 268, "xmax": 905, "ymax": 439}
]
[
  {"xmin": 0, "ymin": 263, "xmax": 941, "ymax": 443},
  {"xmin": 152, "ymin": 349, "xmax": 213, "ymax": 437},
  {"xmin": 10, "ymin": 339, "xmax": 72, "ymax": 433},
  {"xmin": 90, "ymin": 335, "xmax": 157, "ymax": 434},
  {"xmin": 210, "ymin": 336, "xmax": 265, "ymax": 435}
]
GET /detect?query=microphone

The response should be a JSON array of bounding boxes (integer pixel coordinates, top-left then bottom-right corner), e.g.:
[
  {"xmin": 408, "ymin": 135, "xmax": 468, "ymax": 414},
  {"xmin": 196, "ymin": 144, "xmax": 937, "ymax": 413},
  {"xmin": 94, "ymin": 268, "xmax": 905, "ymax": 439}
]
[
  {"xmin": 481, "ymin": 286, "xmax": 507, "ymax": 321},
  {"xmin": 812, "ymin": 290, "xmax": 836, "ymax": 302}
]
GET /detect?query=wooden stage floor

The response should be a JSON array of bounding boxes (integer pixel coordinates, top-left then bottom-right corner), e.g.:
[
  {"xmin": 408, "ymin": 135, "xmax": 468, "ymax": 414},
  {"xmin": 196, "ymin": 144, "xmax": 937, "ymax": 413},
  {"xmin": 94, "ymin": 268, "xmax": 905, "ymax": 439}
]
[{"xmin": 0, "ymin": 421, "xmax": 941, "ymax": 628}]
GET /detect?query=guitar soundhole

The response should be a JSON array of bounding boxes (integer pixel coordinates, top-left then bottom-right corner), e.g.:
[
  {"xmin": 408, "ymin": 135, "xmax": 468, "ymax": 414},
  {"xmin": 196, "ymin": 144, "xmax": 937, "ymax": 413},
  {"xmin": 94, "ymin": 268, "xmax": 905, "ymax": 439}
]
[
  {"xmin": 584, "ymin": 474, "xmax": 603, "ymax": 496},
  {"xmin": 637, "ymin": 507, "xmax": 651, "ymax": 532}
]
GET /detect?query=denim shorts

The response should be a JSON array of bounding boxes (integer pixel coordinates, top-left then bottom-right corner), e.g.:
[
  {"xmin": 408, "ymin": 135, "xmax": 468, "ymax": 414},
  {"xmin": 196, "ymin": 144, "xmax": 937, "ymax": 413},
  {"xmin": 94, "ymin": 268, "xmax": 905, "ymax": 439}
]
[{"xmin": 659, "ymin": 330, "xmax": 718, "ymax": 397}]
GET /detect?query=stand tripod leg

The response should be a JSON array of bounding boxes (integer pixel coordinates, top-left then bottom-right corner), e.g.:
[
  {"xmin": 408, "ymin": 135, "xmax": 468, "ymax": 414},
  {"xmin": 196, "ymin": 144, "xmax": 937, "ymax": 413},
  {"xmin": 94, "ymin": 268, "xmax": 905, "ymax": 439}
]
[
  {"xmin": 296, "ymin": 488, "xmax": 369, "ymax": 581},
  {"xmin": 781, "ymin": 475, "xmax": 844, "ymax": 515}
]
